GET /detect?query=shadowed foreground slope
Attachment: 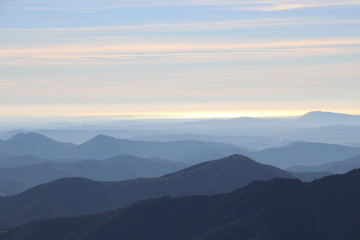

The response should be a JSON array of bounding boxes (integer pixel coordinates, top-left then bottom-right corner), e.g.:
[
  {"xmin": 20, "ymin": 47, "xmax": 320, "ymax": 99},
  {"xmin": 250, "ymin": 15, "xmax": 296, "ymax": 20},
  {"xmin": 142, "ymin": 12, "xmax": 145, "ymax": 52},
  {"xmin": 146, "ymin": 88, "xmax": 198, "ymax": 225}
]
[
  {"xmin": 2, "ymin": 169, "xmax": 360, "ymax": 240},
  {"xmin": 0, "ymin": 155, "xmax": 293, "ymax": 226}
]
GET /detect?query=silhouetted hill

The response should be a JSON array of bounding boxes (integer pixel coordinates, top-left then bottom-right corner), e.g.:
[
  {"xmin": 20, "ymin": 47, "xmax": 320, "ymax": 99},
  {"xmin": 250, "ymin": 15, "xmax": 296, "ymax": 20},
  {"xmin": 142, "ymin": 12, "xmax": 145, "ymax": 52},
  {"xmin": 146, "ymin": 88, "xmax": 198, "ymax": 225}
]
[
  {"xmin": 2, "ymin": 169, "xmax": 360, "ymax": 240},
  {"xmin": 289, "ymin": 154, "xmax": 360, "ymax": 174},
  {"xmin": 0, "ymin": 155, "xmax": 187, "ymax": 195},
  {"xmin": 0, "ymin": 155, "xmax": 294, "ymax": 226},
  {"xmin": 0, "ymin": 129, "xmax": 163, "ymax": 144},
  {"xmin": 251, "ymin": 142, "xmax": 360, "ymax": 168},
  {"xmin": 299, "ymin": 111, "xmax": 360, "ymax": 125},
  {"xmin": 0, "ymin": 133, "xmax": 249, "ymax": 163},
  {"xmin": 2, "ymin": 133, "xmax": 75, "ymax": 159}
]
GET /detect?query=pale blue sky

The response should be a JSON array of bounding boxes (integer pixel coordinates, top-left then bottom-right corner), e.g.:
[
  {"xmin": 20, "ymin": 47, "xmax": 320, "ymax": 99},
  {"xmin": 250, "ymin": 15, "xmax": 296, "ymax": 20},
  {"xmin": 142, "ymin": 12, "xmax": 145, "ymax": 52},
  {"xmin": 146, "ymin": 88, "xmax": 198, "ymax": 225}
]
[{"xmin": 0, "ymin": 0, "xmax": 359, "ymax": 118}]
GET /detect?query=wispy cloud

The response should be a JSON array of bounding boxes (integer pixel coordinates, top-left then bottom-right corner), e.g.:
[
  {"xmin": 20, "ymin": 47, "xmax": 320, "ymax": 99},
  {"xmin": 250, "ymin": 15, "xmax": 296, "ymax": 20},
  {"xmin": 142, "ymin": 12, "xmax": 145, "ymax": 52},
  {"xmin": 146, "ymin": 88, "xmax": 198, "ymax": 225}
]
[
  {"xmin": 1, "ymin": 61, "xmax": 358, "ymax": 114},
  {"xmin": 3, "ymin": 18, "xmax": 359, "ymax": 36},
  {"xmin": 232, "ymin": 0, "xmax": 360, "ymax": 11},
  {"xmin": 1, "ymin": 38, "xmax": 359, "ymax": 65},
  {"xmin": 5, "ymin": 0, "xmax": 360, "ymax": 12}
]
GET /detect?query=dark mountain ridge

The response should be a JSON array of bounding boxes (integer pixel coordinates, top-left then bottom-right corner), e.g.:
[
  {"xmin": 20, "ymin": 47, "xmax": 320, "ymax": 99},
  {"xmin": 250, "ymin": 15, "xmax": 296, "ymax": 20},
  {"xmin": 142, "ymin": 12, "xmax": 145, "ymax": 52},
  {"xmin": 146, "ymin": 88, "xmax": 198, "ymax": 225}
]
[
  {"xmin": 0, "ymin": 155, "xmax": 294, "ymax": 226},
  {"xmin": 2, "ymin": 169, "xmax": 360, "ymax": 240}
]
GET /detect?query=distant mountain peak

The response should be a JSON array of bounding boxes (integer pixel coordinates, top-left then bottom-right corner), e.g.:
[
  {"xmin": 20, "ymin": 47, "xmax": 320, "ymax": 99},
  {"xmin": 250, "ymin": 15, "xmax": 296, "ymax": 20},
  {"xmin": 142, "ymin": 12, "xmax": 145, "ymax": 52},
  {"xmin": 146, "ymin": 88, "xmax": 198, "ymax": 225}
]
[
  {"xmin": 301, "ymin": 111, "xmax": 355, "ymax": 120},
  {"xmin": 87, "ymin": 134, "xmax": 117, "ymax": 143},
  {"xmin": 7, "ymin": 132, "xmax": 57, "ymax": 143},
  {"xmin": 297, "ymin": 111, "xmax": 360, "ymax": 127},
  {"xmin": 163, "ymin": 154, "xmax": 292, "ymax": 181},
  {"xmin": 210, "ymin": 154, "xmax": 254, "ymax": 163}
]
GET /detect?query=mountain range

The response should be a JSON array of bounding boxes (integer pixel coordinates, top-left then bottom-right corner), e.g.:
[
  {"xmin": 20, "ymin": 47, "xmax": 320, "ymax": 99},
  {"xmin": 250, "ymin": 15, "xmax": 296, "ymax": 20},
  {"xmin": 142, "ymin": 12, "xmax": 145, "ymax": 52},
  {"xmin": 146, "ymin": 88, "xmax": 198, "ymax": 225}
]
[
  {"xmin": 2, "ymin": 169, "xmax": 360, "ymax": 240},
  {"xmin": 2, "ymin": 111, "xmax": 360, "ymax": 150},
  {"xmin": 250, "ymin": 142, "xmax": 360, "ymax": 168},
  {"xmin": 2, "ymin": 132, "xmax": 360, "ymax": 169},
  {"xmin": 0, "ymin": 133, "xmax": 250, "ymax": 163},
  {"xmin": 0, "ymin": 155, "xmax": 187, "ymax": 196},
  {"xmin": 0, "ymin": 155, "xmax": 294, "ymax": 226},
  {"xmin": 131, "ymin": 134, "xmax": 285, "ymax": 150},
  {"xmin": 288, "ymin": 154, "xmax": 360, "ymax": 174},
  {"xmin": 121, "ymin": 111, "xmax": 360, "ymax": 131}
]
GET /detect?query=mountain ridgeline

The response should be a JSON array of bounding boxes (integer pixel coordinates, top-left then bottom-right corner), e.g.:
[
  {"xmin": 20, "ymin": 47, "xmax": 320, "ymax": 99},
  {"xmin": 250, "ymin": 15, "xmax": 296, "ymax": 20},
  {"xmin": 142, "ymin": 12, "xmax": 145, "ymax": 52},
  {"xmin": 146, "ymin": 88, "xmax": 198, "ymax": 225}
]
[
  {"xmin": 0, "ymin": 111, "xmax": 360, "ymax": 239},
  {"xmin": 0, "ymin": 133, "xmax": 250, "ymax": 164},
  {"xmin": 288, "ymin": 154, "xmax": 360, "ymax": 174},
  {"xmin": 2, "ymin": 169, "xmax": 360, "ymax": 240},
  {"xmin": 250, "ymin": 142, "xmax": 360, "ymax": 168},
  {"xmin": 0, "ymin": 155, "xmax": 294, "ymax": 226},
  {"xmin": 3, "ymin": 133, "xmax": 360, "ymax": 197},
  {"xmin": 2, "ymin": 132, "xmax": 360, "ymax": 169},
  {"xmin": 0, "ymin": 155, "xmax": 187, "ymax": 196}
]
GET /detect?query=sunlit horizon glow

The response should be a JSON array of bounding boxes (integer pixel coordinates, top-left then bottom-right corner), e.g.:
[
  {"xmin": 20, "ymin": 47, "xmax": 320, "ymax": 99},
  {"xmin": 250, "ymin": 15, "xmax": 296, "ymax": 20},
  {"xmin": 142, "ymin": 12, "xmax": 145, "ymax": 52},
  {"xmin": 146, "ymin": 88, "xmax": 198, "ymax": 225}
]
[{"xmin": 0, "ymin": 104, "xmax": 359, "ymax": 121}]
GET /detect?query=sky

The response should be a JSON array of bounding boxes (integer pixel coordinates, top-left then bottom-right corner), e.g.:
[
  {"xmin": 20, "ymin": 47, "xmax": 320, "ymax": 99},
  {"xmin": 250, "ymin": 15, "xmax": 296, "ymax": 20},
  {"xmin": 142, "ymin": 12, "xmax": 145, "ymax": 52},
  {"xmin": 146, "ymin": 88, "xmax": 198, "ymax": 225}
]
[{"xmin": 0, "ymin": 0, "xmax": 360, "ymax": 120}]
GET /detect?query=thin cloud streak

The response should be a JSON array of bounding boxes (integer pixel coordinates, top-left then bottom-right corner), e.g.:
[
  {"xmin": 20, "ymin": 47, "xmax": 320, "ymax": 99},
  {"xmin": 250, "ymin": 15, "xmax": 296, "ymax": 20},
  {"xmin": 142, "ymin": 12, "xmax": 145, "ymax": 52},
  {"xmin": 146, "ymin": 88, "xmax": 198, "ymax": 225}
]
[
  {"xmin": 1, "ymin": 38, "xmax": 359, "ymax": 65},
  {"xmin": 3, "ymin": 18, "xmax": 359, "ymax": 36},
  {"xmin": 5, "ymin": 39, "xmax": 360, "ymax": 55},
  {"xmin": 233, "ymin": 0, "xmax": 360, "ymax": 11},
  {"xmin": 1, "ymin": 0, "xmax": 358, "ymax": 117},
  {"xmin": 5, "ymin": 0, "xmax": 360, "ymax": 12}
]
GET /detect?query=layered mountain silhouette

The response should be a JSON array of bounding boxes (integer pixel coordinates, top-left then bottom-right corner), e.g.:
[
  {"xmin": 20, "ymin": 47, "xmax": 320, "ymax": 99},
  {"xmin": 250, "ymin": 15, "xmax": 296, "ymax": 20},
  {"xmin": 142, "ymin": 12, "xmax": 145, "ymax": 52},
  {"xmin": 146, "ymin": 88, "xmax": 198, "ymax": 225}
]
[
  {"xmin": 0, "ymin": 155, "xmax": 49, "ymax": 168},
  {"xmin": 2, "ymin": 169, "xmax": 360, "ymax": 240},
  {"xmin": 0, "ymin": 155, "xmax": 294, "ymax": 226},
  {"xmin": 288, "ymin": 171, "xmax": 331, "ymax": 182},
  {"xmin": 131, "ymin": 134, "xmax": 282, "ymax": 150},
  {"xmin": 1, "ymin": 133, "xmax": 75, "ymax": 159},
  {"xmin": 0, "ymin": 129, "xmax": 163, "ymax": 145},
  {"xmin": 272, "ymin": 125, "xmax": 360, "ymax": 147},
  {"xmin": 2, "ymin": 133, "xmax": 359, "ymax": 170},
  {"xmin": 250, "ymin": 142, "xmax": 360, "ymax": 168},
  {"xmin": 0, "ymin": 155, "xmax": 187, "ymax": 196},
  {"xmin": 2, "ymin": 111, "xmax": 360, "ymax": 147},
  {"xmin": 113, "ymin": 111, "xmax": 360, "ymax": 131},
  {"xmin": 0, "ymin": 133, "xmax": 249, "ymax": 163},
  {"xmin": 289, "ymin": 154, "xmax": 360, "ymax": 174}
]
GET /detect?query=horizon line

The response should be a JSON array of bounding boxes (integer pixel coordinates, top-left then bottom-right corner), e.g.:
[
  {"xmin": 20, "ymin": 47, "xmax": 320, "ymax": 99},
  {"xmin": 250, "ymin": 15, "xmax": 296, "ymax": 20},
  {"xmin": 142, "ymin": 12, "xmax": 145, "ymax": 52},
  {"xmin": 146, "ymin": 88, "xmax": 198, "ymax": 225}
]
[{"xmin": 0, "ymin": 110, "xmax": 359, "ymax": 122}]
